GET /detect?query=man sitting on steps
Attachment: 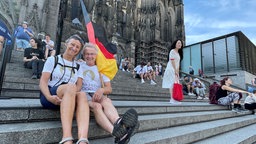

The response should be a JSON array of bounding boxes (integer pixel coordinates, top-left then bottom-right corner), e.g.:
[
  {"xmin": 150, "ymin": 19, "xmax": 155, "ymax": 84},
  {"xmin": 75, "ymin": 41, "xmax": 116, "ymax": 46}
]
[{"xmin": 133, "ymin": 62, "xmax": 146, "ymax": 83}]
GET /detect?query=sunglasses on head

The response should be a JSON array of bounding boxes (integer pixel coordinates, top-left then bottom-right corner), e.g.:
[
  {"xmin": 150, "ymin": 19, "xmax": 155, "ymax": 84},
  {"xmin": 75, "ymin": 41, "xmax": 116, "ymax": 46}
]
[{"xmin": 70, "ymin": 34, "xmax": 85, "ymax": 45}]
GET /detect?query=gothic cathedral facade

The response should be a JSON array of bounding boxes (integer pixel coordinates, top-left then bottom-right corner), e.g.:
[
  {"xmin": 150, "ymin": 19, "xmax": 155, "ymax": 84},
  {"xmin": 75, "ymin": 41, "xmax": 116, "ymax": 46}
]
[{"xmin": 0, "ymin": 0, "xmax": 184, "ymax": 67}]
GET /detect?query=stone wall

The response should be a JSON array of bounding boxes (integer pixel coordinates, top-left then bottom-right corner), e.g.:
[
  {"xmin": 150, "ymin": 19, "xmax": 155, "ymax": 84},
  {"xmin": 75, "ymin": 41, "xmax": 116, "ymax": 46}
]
[
  {"xmin": 207, "ymin": 70, "xmax": 256, "ymax": 89},
  {"xmin": 0, "ymin": 0, "xmax": 60, "ymax": 41}
]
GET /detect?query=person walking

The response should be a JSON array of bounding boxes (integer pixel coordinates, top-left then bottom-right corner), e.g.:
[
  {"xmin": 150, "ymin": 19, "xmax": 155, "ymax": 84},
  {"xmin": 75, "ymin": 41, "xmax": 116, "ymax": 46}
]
[{"xmin": 162, "ymin": 39, "xmax": 183, "ymax": 104}]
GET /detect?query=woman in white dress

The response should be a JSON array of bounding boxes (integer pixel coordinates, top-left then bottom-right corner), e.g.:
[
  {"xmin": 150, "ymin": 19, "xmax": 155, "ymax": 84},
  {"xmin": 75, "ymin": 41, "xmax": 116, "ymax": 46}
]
[{"xmin": 162, "ymin": 39, "xmax": 184, "ymax": 104}]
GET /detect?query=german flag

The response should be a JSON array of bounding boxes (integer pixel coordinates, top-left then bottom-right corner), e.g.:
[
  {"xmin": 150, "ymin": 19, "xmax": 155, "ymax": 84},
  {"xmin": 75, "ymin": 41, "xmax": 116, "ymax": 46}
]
[{"xmin": 80, "ymin": 0, "xmax": 118, "ymax": 80}]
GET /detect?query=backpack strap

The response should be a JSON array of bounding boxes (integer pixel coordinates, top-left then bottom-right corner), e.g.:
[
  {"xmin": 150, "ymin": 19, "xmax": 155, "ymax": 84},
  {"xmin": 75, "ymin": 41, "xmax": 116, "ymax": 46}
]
[
  {"xmin": 50, "ymin": 56, "xmax": 59, "ymax": 81},
  {"xmin": 50, "ymin": 55, "xmax": 80, "ymax": 81}
]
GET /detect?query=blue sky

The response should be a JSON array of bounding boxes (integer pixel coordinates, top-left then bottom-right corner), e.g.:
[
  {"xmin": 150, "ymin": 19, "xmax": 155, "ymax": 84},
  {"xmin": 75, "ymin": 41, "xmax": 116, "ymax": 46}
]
[{"xmin": 183, "ymin": 0, "xmax": 256, "ymax": 46}]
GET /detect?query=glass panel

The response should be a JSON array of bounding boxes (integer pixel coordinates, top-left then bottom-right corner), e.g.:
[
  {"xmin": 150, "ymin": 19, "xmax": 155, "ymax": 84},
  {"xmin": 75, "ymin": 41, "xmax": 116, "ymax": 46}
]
[
  {"xmin": 190, "ymin": 44, "xmax": 201, "ymax": 75},
  {"xmin": 202, "ymin": 42, "xmax": 213, "ymax": 73},
  {"xmin": 181, "ymin": 46, "xmax": 190, "ymax": 74},
  {"xmin": 214, "ymin": 39, "xmax": 227, "ymax": 72},
  {"xmin": 227, "ymin": 36, "xmax": 240, "ymax": 69}
]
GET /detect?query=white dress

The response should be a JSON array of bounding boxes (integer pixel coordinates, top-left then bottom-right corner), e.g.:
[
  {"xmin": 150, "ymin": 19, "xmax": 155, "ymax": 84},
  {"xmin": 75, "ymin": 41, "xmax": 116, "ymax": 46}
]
[{"xmin": 162, "ymin": 49, "xmax": 180, "ymax": 88}]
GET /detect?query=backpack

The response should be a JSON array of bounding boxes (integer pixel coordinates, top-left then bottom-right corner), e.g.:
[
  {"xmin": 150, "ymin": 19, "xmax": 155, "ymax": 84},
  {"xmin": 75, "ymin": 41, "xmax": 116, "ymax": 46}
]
[
  {"xmin": 209, "ymin": 82, "xmax": 220, "ymax": 104},
  {"xmin": 50, "ymin": 55, "xmax": 80, "ymax": 81}
]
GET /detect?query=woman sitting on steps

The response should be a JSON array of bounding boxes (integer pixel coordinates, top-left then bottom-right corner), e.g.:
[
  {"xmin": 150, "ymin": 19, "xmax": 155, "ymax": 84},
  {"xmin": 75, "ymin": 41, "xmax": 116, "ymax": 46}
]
[{"xmin": 216, "ymin": 77, "xmax": 251, "ymax": 113}]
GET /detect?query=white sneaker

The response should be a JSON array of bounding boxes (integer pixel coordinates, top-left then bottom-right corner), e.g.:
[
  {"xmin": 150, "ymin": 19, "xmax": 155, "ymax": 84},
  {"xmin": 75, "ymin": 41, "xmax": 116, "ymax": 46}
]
[
  {"xmin": 197, "ymin": 96, "xmax": 203, "ymax": 100},
  {"xmin": 188, "ymin": 93, "xmax": 193, "ymax": 96},
  {"xmin": 169, "ymin": 99, "xmax": 182, "ymax": 104},
  {"xmin": 150, "ymin": 80, "xmax": 156, "ymax": 85},
  {"xmin": 141, "ymin": 79, "xmax": 145, "ymax": 84}
]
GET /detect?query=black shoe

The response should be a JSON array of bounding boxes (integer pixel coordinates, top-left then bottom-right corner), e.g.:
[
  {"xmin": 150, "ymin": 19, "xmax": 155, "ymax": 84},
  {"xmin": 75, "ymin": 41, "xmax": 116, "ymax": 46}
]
[
  {"xmin": 117, "ymin": 122, "xmax": 140, "ymax": 144},
  {"xmin": 112, "ymin": 109, "xmax": 139, "ymax": 144},
  {"xmin": 37, "ymin": 74, "xmax": 41, "ymax": 79},
  {"xmin": 232, "ymin": 107, "xmax": 248, "ymax": 113},
  {"xmin": 31, "ymin": 74, "xmax": 37, "ymax": 79},
  {"xmin": 237, "ymin": 107, "xmax": 248, "ymax": 112}
]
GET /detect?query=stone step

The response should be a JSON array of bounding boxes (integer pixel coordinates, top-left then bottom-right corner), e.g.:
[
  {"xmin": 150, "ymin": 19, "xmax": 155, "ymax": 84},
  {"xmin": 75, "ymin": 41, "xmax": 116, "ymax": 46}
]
[
  {"xmin": 3, "ymin": 74, "xmax": 164, "ymax": 89},
  {"xmin": 0, "ymin": 99, "xmax": 224, "ymax": 124},
  {"xmin": 194, "ymin": 123, "xmax": 256, "ymax": 144},
  {"xmin": 0, "ymin": 88, "xmax": 169, "ymax": 98},
  {"xmin": 90, "ymin": 115, "xmax": 256, "ymax": 144},
  {"xmin": 0, "ymin": 109, "xmax": 251, "ymax": 144},
  {"xmin": 0, "ymin": 89, "xmax": 209, "ymax": 103},
  {"xmin": 2, "ymin": 81, "xmax": 168, "ymax": 94}
]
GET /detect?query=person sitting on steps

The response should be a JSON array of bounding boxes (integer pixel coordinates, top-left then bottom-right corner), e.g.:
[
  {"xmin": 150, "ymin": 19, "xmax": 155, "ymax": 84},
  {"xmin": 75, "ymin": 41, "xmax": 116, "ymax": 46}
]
[
  {"xmin": 77, "ymin": 43, "xmax": 139, "ymax": 144},
  {"xmin": 216, "ymin": 77, "xmax": 251, "ymax": 113},
  {"xmin": 192, "ymin": 78, "xmax": 207, "ymax": 100},
  {"xmin": 133, "ymin": 62, "xmax": 146, "ymax": 83},
  {"xmin": 244, "ymin": 89, "xmax": 256, "ymax": 114},
  {"xmin": 182, "ymin": 75, "xmax": 195, "ymax": 96},
  {"xmin": 144, "ymin": 62, "xmax": 157, "ymax": 85},
  {"xmin": 39, "ymin": 34, "xmax": 90, "ymax": 144},
  {"xmin": 23, "ymin": 38, "xmax": 45, "ymax": 79}
]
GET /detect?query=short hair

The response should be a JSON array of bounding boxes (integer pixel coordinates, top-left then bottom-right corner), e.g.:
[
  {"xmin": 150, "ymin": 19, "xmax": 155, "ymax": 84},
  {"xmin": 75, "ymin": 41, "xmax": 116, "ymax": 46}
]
[
  {"xmin": 23, "ymin": 21, "xmax": 28, "ymax": 25},
  {"xmin": 82, "ymin": 42, "xmax": 98, "ymax": 56},
  {"xmin": 65, "ymin": 34, "xmax": 85, "ymax": 47},
  {"xmin": 45, "ymin": 34, "xmax": 51, "ymax": 37},
  {"xmin": 253, "ymin": 90, "xmax": 256, "ymax": 94},
  {"xmin": 65, "ymin": 35, "xmax": 84, "ymax": 56}
]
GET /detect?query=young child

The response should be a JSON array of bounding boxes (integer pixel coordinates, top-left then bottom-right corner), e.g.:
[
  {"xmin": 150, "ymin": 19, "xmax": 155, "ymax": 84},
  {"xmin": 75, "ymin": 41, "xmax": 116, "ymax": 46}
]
[{"xmin": 244, "ymin": 90, "xmax": 256, "ymax": 114}]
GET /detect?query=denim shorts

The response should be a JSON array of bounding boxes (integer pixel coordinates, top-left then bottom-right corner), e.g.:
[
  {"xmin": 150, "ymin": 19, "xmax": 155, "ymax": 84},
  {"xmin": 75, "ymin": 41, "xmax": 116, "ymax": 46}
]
[
  {"xmin": 16, "ymin": 39, "xmax": 30, "ymax": 49},
  {"xmin": 40, "ymin": 86, "xmax": 60, "ymax": 109}
]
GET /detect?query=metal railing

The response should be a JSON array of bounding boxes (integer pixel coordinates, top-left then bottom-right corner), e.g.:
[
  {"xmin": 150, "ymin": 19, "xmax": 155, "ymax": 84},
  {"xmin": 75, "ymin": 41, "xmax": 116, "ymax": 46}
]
[
  {"xmin": 180, "ymin": 71, "xmax": 211, "ymax": 88},
  {"xmin": 180, "ymin": 71, "xmax": 249, "ymax": 92},
  {"xmin": 0, "ymin": 39, "xmax": 12, "ymax": 97}
]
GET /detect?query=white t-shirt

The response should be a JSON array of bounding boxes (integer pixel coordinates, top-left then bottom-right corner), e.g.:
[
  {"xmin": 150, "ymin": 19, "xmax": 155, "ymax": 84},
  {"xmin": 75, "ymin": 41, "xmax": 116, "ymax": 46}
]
[
  {"xmin": 134, "ymin": 65, "xmax": 143, "ymax": 74},
  {"xmin": 43, "ymin": 39, "xmax": 55, "ymax": 50},
  {"xmin": 245, "ymin": 94, "xmax": 256, "ymax": 104},
  {"xmin": 78, "ymin": 62, "xmax": 110, "ymax": 93},
  {"xmin": 43, "ymin": 55, "xmax": 82, "ymax": 87},
  {"xmin": 155, "ymin": 65, "xmax": 159, "ymax": 71},
  {"xmin": 147, "ymin": 65, "xmax": 153, "ymax": 72},
  {"xmin": 158, "ymin": 65, "xmax": 162, "ymax": 72},
  {"xmin": 142, "ymin": 65, "xmax": 148, "ymax": 73}
]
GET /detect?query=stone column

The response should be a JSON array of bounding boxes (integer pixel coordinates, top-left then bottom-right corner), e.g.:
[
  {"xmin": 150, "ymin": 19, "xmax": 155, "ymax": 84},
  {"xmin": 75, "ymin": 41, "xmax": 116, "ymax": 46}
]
[{"xmin": 18, "ymin": 0, "xmax": 28, "ymax": 23}]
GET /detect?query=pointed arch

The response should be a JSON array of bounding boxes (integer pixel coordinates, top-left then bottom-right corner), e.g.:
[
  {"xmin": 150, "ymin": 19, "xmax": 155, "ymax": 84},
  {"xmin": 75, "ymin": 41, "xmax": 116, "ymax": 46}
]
[
  {"xmin": 158, "ymin": 1, "xmax": 165, "ymax": 40},
  {"xmin": 0, "ymin": 1, "xmax": 16, "ymax": 32},
  {"xmin": 166, "ymin": 6, "xmax": 176, "ymax": 42},
  {"xmin": 26, "ymin": 3, "xmax": 41, "ymax": 34}
]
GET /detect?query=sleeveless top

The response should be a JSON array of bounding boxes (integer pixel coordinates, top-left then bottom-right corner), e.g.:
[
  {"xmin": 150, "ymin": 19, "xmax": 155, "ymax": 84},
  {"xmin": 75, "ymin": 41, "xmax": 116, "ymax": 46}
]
[{"xmin": 216, "ymin": 86, "xmax": 228, "ymax": 100}]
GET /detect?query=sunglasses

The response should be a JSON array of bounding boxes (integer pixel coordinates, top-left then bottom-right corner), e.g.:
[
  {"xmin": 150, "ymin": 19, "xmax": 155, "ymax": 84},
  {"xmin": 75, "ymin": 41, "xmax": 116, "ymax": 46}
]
[{"xmin": 70, "ymin": 35, "xmax": 85, "ymax": 45}]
